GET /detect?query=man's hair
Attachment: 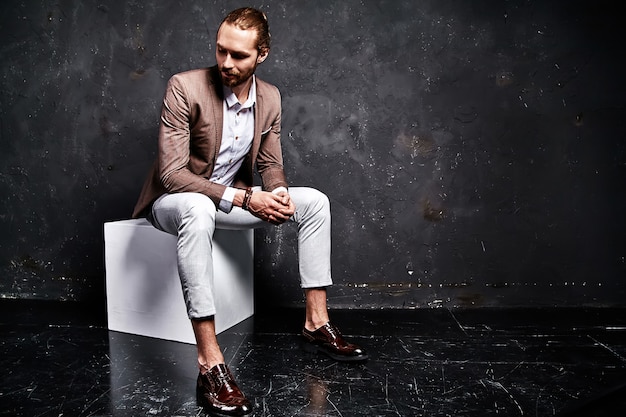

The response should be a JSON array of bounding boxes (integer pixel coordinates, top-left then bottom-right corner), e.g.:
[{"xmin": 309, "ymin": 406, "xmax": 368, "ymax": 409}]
[{"xmin": 221, "ymin": 7, "xmax": 271, "ymax": 54}]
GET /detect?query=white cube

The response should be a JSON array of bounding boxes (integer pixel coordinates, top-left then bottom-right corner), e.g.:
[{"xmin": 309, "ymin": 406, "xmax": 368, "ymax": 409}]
[{"xmin": 104, "ymin": 218, "xmax": 254, "ymax": 344}]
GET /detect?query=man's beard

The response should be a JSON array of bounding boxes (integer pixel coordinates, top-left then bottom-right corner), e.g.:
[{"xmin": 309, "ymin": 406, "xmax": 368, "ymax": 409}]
[{"xmin": 220, "ymin": 66, "xmax": 255, "ymax": 87}]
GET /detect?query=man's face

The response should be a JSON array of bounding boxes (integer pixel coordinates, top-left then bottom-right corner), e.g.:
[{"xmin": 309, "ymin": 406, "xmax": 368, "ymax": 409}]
[{"xmin": 216, "ymin": 22, "xmax": 267, "ymax": 88}]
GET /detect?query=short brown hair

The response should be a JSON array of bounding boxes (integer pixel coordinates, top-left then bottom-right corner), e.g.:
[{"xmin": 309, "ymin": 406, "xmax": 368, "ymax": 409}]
[{"xmin": 221, "ymin": 7, "xmax": 271, "ymax": 54}]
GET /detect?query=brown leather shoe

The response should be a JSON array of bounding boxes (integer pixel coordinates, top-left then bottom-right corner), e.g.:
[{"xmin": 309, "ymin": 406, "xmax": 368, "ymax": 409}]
[
  {"xmin": 302, "ymin": 322, "xmax": 368, "ymax": 362},
  {"xmin": 196, "ymin": 363, "xmax": 252, "ymax": 416}
]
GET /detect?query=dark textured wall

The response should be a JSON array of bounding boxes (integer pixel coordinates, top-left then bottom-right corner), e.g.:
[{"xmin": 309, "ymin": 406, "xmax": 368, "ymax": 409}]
[{"xmin": 1, "ymin": 0, "xmax": 624, "ymax": 310}]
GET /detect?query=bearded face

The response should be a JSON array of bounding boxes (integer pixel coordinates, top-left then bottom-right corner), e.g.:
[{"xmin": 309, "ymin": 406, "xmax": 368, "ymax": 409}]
[{"xmin": 216, "ymin": 22, "xmax": 267, "ymax": 90}]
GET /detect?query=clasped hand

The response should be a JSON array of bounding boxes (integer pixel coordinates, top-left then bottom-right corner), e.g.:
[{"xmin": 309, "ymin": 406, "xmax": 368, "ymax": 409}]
[{"xmin": 248, "ymin": 190, "xmax": 295, "ymax": 225}]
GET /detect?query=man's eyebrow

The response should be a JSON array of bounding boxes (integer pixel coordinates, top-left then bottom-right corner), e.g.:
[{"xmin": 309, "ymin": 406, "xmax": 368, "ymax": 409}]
[{"xmin": 216, "ymin": 43, "xmax": 251, "ymax": 56}]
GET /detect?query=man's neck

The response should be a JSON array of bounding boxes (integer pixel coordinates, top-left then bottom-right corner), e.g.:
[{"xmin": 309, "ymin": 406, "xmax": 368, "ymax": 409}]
[{"xmin": 231, "ymin": 77, "xmax": 253, "ymax": 104}]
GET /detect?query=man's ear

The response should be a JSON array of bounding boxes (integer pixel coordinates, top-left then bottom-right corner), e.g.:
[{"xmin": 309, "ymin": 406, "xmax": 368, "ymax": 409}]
[{"xmin": 257, "ymin": 49, "xmax": 269, "ymax": 64}]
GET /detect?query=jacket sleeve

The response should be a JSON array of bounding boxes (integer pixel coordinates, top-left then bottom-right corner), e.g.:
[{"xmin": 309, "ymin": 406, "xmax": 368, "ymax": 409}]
[{"xmin": 157, "ymin": 73, "xmax": 226, "ymax": 207}]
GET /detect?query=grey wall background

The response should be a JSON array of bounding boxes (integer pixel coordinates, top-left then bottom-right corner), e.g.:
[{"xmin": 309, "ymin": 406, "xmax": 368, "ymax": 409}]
[{"xmin": 1, "ymin": 0, "xmax": 624, "ymax": 312}]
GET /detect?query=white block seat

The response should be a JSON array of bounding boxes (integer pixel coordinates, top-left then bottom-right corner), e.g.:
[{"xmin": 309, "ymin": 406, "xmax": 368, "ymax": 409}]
[{"xmin": 104, "ymin": 218, "xmax": 254, "ymax": 344}]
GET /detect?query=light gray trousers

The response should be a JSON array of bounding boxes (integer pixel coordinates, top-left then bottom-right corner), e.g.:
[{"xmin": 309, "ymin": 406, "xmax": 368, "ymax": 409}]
[{"xmin": 148, "ymin": 187, "xmax": 332, "ymax": 319}]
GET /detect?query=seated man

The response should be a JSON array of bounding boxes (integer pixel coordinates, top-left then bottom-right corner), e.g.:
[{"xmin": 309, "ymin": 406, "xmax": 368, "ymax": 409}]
[{"xmin": 132, "ymin": 7, "xmax": 367, "ymax": 417}]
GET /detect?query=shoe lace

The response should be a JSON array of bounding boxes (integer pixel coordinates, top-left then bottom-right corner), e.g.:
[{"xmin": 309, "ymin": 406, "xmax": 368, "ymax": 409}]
[
  {"xmin": 325, "ymin": 322, "xmax": 342, "ymax": 339},
  {"xmin": 212, "ymin": 366, "xmax": 238, "ymax": 394}
]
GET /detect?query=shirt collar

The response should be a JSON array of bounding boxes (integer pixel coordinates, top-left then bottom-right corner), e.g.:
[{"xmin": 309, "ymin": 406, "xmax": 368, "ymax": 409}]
[{"xmin": 224, "ymin": 75, "xmax": 257, "ymax": 110}]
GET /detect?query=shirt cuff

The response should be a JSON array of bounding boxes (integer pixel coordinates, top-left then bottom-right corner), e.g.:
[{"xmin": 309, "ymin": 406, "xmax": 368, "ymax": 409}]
[{"xmin": 218, "ymin": 187, "xmax": 237, "ymax": 213}]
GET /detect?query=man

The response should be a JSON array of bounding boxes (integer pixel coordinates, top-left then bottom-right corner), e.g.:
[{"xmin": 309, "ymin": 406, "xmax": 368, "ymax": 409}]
[{"xmin": 132, "ymin": 7, "xmax": 367, "ymax": 416}]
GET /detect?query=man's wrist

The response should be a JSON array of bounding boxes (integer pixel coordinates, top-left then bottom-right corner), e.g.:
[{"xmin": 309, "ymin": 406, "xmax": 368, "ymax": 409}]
[{"xmin": 232, "ymin": 188, "xmax": 246, "ymax": 207}]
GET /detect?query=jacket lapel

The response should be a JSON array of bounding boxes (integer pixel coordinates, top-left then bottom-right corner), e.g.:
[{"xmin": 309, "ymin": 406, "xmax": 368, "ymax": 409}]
[
  {"xmin": 250, "ymin": 85, "xmax": 263, "ymax": 167},
  {"xmin": 209, "ymin": 67, "xmax": 224, "ymax": 169}
]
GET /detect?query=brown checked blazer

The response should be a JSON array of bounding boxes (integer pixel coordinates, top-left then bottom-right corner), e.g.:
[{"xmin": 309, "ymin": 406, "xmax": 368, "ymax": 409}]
[{"xmin": 132, "ymin": 65, "xmax": 288, "ymax": 218}]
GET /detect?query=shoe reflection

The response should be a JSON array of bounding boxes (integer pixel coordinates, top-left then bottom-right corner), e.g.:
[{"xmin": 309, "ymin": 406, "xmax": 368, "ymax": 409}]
[{"xmin": 304, "ymin": 374, "xmax": 329, "ymax": 414}]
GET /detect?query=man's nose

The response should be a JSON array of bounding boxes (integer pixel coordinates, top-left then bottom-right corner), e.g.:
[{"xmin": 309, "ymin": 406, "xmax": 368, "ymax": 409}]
[{"xmin": 223, "ymin": 54, "xmax": 233, "ymax": 68}]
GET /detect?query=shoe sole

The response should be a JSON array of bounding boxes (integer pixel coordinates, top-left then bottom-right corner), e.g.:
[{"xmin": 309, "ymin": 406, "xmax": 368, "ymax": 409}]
[{"xmin": 302, "ymin": 340, "xmax": 369, "ymax": 362}]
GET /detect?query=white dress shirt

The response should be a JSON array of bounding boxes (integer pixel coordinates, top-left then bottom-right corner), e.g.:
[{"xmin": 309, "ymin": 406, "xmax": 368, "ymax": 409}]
[{"xmin": 211, "ymin": 77, "xmax": 286, "ymax": 212}]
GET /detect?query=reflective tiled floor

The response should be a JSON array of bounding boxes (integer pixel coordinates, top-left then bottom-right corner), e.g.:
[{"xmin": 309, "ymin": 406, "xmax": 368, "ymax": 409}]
[{"xmin": 1, "ymin": 300, "xmax": 625, "ymax": 416}]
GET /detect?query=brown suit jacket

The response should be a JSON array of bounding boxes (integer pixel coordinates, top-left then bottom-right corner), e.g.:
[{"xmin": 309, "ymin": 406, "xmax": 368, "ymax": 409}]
[{"xmin": 132, "ymin": 66, "xmax": 288, "ymax": 218}]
